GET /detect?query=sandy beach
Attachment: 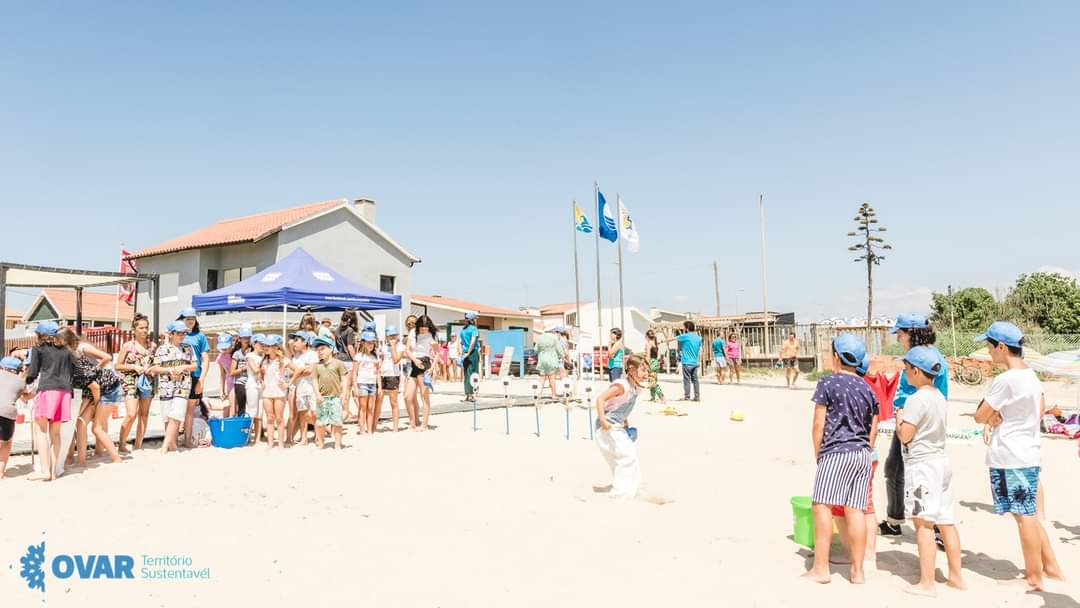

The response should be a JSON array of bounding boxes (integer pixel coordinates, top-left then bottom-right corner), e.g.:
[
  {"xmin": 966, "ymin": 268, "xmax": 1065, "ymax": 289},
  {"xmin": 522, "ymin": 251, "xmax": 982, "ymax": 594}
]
[{"xmin": 1, "ymin": 375, "xmax": 1077, "ymax": 607}]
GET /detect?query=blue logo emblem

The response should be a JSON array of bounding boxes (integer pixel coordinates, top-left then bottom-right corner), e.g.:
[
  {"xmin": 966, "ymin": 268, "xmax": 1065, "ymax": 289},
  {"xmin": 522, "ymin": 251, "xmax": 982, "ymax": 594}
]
[{"xmin": 19, "ymin": 542, "xmax": 46, "ymax": 593}]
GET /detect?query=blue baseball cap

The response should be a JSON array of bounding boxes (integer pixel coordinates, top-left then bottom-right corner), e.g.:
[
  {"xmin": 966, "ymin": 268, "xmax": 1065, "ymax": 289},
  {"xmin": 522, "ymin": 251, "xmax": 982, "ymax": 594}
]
[
  {"xmin": 253, "ymin": 333, "xmax": 267, "ymax": 344},
  {"xmin": 1, "ymin": 356, "xmax": 22, "ymax": 371},
  {"xmin": 832, "ymin": 334, "xmax": 867, "ymax": 368},
  {"xmin": 855, "ymin": 353, "xmax": 870, "ymax": 376},
  {"xmin": 360, "ymin": 330, "xmax": 377, "ymax": 342},
  {"xmin": 180, "ymin": 307, "xmax": 197, "ymax": 318},
  {"xmin": 35, "ymin": 321, "xmax": 60, "ymax": 336},
  {"xmin": 975, "ymin": 321, "xmax": 1024, "ymax": 349},
  {"xmin": 270, "ymin": 334, "xmax": 284, "ymax": 346},
  {"xmin": 167, "ymin": 320, "xmax": 188, "ymax": 334},
  {"xmin": 313, "ymin": 336, "xmax": 335, "ymax": 349},
  {"xmin": 362, "ymin": 320, "xmax": 377, "ymax": 331},
  {"xmin": 288, "ymin": 331, "xmax": 307, "ymax": 341},
  {"xmin": 903, "ymin": 345, "xmax": 943, "ymax": 377},
  {"xmin": 464, "ymin": 312, "xmax": 478, "ymax": 321},
  {"xmin": 238, "ymin": 325, "xmax": 253, "ymax": 338},
  {"xmin": 385, "ymin": 325, "xmax": 399, "ymax": 336},
  {"xmin": 217, "ymin": 333, "xmax": 233, "ymax": 348},
  {"xmin": 890, "ymin": 313, "xmax": 929, "ymax": 334}
]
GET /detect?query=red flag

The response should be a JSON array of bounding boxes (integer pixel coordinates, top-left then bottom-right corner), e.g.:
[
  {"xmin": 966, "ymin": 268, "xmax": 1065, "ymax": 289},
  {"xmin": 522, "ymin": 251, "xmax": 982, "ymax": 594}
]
[{"xmin": 119, "ymin": 249, "xmax": 137, "ymax": 305}]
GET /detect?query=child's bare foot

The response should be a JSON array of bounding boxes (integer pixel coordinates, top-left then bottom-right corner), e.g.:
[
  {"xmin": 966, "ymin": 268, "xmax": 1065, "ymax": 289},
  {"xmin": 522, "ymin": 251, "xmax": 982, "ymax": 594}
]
[
  {"xmin": 904, "ymin": 583, "xmax": 937, "ymax": 597},
  {"xmin": 801, "ymin": 570, "xmax": 831, "ymax": 584},
  {"xmin": 1044, "ymin": 565, "xmax": 1066, "ymax": 582},
  {"xmin": 1000, "ymin": 578, "xmax": 1043, "ymax": 592},
  {"xmin": 946, "ymin": 577, "xmax": 967, "ymax": 591},
  {"xmin": 850, "ymin": 567, "xmax": 865, "ymax": 584},
  {"xmin": 27, "ymin": 472, "xmax": 51, "ymax": 481}
]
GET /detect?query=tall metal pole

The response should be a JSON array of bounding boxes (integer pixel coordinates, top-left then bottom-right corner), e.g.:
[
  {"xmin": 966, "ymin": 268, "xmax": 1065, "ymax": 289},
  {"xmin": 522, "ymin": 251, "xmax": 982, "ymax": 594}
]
[
  {"xmin": 593, "ymin": 182, "xmax": 603, "ymax": 377},
  {"xmin": 713, "ymin": 260, "xmax": 721, "ymax": 317},
  {"xmin": 572, "ymin": 200, "xmax": 583, "ymax": 381},
  {"xmin": 758, "ymin": 193, "xmax": 770, "ymax": 356},
  {"xmin": 948, "ymin": 284, "xmax": 959, "ymax": 359},
  {"xmin": 0, "ymin": 265, "xmax": 7, "ymax": 348},
  {"xmin": 616, "ymin": 194, "xmax": 626, "ymax": 332},
  {"xmin": 75, "ymin": 287, "xmax": 84, "ymax": 336}
]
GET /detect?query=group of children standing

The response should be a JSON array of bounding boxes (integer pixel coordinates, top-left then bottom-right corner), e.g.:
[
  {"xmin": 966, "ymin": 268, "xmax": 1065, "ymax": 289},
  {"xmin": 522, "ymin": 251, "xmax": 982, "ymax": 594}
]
[
  {"xmin": 0, "ymin": 306, "xmax": 473, "ymax": 480},
  {"xmin": 804, "ymin": 315, "xmax": 1066, "ymax": 595}
]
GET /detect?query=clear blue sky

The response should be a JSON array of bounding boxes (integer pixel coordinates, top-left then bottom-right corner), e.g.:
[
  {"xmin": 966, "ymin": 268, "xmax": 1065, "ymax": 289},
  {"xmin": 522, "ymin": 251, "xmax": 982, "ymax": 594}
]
[{"xmin": 3, "ymin": 2, "xmax": 1077, "ymax": 321}]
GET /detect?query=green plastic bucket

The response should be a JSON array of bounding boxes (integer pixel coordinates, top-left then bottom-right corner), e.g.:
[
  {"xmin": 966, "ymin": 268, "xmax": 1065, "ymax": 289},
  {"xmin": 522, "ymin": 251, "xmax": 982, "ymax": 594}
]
[{"xmin": 791, "ymin": 496, "xmax": 814, "ymax": 548}]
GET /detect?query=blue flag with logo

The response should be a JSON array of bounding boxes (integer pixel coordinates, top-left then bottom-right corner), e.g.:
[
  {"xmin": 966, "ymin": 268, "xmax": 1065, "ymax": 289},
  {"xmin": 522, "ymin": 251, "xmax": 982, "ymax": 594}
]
[{"xmin": 597, "ymin": 190, "xmax": 618, "ymax": 242}]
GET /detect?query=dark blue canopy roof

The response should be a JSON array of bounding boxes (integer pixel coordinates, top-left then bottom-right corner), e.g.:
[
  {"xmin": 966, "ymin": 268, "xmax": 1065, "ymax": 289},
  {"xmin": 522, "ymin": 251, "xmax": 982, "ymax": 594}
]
[{"xmin": 192, "ymin": 248, "xmax": 401, "ymax": 312}]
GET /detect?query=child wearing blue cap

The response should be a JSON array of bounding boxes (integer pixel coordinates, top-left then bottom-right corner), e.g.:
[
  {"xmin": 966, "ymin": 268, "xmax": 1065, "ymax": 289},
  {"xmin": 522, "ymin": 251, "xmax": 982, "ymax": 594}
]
[
  {"xmin": 150, "ymin": 321, "xmax": 198, "ymax": 454},
  {"xmin": 973, "ymin": 322, "xmax": 1064, "ymax": 591},
  {"xmin": 881, "ymin": 314, "xmax": 949, "ymax": 538},
  {"xmin": 803, "ymin": 334, "xmax": 878, "ymax": 585},
  {"xmin": 179, "ymin": 308, "xmax": 210, "ymax": 449},
  {"xmin": 313, "ymin": 337, "xmax": 347, "ymax": 448},
  {"xmin": 26, "ymin": 321, "xmax": 78, "ymax": 481},
  {"xmin": 287, "ymin": 332, "xmax": 319, "ymax": 446},
  {"xmin": 261, "ymin": 335, "xmax": 289, "ymax": 448},
  {"xmin": 896, "ymin": 346, "xmax": 965, "ymax": 596},
  {"xmin": 244, "ymin": 335, "xmax": 267, "ymax": 444},
  {"xmin": 378, "ymin": 327, "xmax": 407, "ymax": 432},
  {"xmin": 350, "ymin": 331, "xmax": 380, "ymax": 435},
  {"xmin": 0, "ymin": 356, "xmax": 29, "ymax": 478}
]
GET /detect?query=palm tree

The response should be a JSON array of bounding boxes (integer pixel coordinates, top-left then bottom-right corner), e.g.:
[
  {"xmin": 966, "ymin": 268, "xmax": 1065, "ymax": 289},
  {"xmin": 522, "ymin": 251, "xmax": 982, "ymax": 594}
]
[{"xmin": 848, "ymin": 203, "xmax": 892, "ymax": 332}]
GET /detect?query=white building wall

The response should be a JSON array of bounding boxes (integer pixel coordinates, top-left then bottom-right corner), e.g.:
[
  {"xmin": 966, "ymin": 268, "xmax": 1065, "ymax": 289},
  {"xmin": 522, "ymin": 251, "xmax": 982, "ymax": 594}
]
[{"xmin": 568, "ymin": 303, "xmax": 649, "ymax": 354}]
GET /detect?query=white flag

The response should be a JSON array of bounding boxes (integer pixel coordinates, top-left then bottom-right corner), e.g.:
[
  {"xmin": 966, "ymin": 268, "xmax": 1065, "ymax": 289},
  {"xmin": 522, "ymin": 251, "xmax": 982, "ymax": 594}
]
[{"xmin": 618, "ymin": 197, "xmax": 640, "ymax": 253}]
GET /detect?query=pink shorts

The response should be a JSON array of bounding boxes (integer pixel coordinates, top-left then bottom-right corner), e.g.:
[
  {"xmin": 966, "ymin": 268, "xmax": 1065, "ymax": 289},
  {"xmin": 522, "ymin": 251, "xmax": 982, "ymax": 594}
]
[{"xmin": 35, "ymin": 390, "xmax": 72, "ymax": 423}]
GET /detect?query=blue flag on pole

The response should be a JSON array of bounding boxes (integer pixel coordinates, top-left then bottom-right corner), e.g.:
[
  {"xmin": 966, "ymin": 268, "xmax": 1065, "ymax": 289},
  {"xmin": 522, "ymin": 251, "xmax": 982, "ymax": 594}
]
[{"xmin": 597, "ymin": 191, "xmax": 618, "ymax": 242}]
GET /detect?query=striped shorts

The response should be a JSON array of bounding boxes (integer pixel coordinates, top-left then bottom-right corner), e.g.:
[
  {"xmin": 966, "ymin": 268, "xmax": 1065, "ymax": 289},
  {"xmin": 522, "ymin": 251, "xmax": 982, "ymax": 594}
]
[{"xmin": 813, "ymin": 449, "xmax": 873, "ymax": 511}]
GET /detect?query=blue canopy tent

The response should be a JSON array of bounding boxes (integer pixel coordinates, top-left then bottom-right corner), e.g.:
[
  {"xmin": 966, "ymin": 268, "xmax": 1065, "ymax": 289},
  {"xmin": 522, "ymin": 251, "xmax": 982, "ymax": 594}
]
[{"xmin": 192, "ymin": 249, "xmax": 401, "ymax": 335}]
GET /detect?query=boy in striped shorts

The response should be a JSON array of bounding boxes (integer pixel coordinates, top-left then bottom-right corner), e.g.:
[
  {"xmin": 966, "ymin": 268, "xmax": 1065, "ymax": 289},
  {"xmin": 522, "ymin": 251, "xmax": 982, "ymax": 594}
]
[{"xmin": 803, "ymin": 334, "xmax": 878, "ymax": 585}]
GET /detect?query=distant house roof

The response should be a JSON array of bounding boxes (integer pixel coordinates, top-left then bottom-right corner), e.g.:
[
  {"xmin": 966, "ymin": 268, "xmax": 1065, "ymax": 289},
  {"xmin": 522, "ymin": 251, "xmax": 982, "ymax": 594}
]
[
  {"xmin": 128, "ymin": 198, "xmax": 420, "ymax": 264},
  {"xmin": 25, "ymin": 289, "xmax": 133, "ymax": 323},
  {"xmin": 412, "ymin": 294, "xmax": 537, "ymax": 320},
  {"xmin": 538, "ymin": 302, "xmax": 583, "ymax": 315}
]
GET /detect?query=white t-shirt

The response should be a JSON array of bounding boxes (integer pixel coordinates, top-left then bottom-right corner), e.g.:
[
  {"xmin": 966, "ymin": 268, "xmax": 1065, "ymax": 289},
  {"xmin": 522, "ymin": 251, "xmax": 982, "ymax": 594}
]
[
  {"xmin": 354, "ymin": 352, "xmax": 379, "ymax": 385},
  {"xmin": 246, "ymin": 352, "xmax": 263, "ymax": 387},
  {"xmin": 379, "ymin": 342, "xmax": 405, "ymax": 377},
  {"xmin": 294, "ymin": 350, "xmax": 319, "ymax": 395},
  {"xmin": 984, "ymin": 368, "xmax": 1043, "ymax": 469},
  {"xmin": 0, "ymin": 371, "xmax": 25, "ymax": 420},
  {"xmin": 900, "ymin": 387, "xmax": 947, "ymax": 464}
]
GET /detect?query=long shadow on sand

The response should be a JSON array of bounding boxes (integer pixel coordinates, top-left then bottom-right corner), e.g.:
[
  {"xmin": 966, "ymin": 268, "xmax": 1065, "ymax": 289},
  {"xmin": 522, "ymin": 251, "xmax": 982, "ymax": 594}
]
[
  {"xmin": 1051, "ymin": 520, "xmax": 1080, "ymax": 544},
  {"xmin": 793, "ymin": 542, "xmax": 858, "ymax": 582},
  {"xmin": 1027, "ymin": 591, "xmax": 1080, "ymax": 608},
  {"xmin": 874, "ymin": 550, "xmax": 920, "ymax": 584},
  {"xmin": 959, "ymin": 550, "xmax": 1023, "ymax": 581},
  {"xmin": 958, "ymin": 500, "xmax": 997, "ymax": 515}
]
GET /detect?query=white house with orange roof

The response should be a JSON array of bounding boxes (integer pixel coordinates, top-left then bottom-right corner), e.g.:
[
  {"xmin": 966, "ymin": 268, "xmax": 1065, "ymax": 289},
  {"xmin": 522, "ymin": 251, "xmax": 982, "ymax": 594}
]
[
  {"xmin": 127, "ymin": 197, "xmax": 420, "ymax": 331},
  {"xmin": 410, "ymin": 294, "xmax": 538, "ymax": 336},
  {"xmin": 22, "ymin": 289, "xmax": 134, "ymax": 329}
]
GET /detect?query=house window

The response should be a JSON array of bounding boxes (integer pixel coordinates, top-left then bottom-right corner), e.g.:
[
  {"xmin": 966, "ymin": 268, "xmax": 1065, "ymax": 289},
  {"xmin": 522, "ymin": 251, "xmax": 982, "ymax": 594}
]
[
  {"xmin": 206, "ymin": 269, "xmax": 219, "ymax": 292},
  {"xmin": 241, "ymin": 266, "xmax": 256, "ymax": 280},
  {"xmin": 223, "ymin": 268, "xmax": 241, "ymax": 287},
  {"xmin": 379, "ymin": 275, "xmax": 395, "ymax": 294}
]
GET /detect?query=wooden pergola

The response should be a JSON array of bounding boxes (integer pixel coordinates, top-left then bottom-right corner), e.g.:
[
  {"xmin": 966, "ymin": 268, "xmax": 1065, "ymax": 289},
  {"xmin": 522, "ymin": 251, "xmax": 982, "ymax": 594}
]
[{"xmin": 0, "ymin": 261, "xmax": 160, "ymax": 346}]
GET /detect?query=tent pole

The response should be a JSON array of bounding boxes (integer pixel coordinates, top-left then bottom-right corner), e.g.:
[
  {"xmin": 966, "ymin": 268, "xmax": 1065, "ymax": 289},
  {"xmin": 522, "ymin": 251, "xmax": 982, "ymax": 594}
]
[
  {"xmin": 282, "ymin": 305, "xmax": 288, "ymax": 341},
  {"xmin": 76, "ymin": 287, "xmax": 84, "ymax": 336},
  {"xmin": 0, "ymin": 265, "xmax": 6, "ymax": 348},
  {"xmin": 152, "ymin": 276, "xmax": 161, "ymax": 344}
]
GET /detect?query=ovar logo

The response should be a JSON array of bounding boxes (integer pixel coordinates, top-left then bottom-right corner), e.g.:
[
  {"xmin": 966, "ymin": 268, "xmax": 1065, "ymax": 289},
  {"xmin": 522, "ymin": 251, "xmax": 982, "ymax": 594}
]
[{"xmin": 19, "ymin": 542, "xmax": 46, "ymax": 592}]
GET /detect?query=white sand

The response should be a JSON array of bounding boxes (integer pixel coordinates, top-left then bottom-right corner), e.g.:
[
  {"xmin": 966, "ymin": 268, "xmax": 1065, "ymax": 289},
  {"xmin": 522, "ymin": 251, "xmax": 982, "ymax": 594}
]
[{"xmin": 1, "ymin": 376, "xmax": 1077, "ymax": 606}]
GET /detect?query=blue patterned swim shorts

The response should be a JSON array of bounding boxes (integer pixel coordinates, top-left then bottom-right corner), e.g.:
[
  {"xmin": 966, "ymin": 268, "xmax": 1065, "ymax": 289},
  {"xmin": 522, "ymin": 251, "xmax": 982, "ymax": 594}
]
[{"xmin": 989, "ymin": 467, "xmax": 1040, "ymax": 516}]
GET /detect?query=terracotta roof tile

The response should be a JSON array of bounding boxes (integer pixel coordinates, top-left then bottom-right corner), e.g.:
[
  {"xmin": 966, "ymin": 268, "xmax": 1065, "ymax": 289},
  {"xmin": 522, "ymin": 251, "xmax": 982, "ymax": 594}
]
[
  {"xmin": 38, "ymin": 289, "xmax": 133, "ymax": 322},
  {"xmin": 129, "ymin": 198, "xmax": 345, "ymax": 259},
  {"xmin": 412, "ymin": 294, "xmax": 536, "ymax": 319}
]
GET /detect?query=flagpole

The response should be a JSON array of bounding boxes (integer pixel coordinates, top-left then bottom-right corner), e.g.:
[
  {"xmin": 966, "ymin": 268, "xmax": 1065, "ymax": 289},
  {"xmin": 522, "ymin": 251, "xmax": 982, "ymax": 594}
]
[
  {"xmin": 616, "ymin": 194, "xmax": 626, "ymax": 333},
  {"xmin": 571, "ymin": 200, "xmax": 583, "ymax": 382},
  {"xmin": 594, "ymin": 182, "xmax": 603, "ymax": 378},
  {"xmin": 114, "ymin": 244, "xmax": 122, "ymax": 329}
]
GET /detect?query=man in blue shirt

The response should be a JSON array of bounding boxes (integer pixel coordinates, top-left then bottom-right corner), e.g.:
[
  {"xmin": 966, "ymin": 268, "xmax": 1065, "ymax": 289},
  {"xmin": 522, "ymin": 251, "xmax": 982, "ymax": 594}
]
[
  {"xmin": 665, "ymin": 321, "xmax": 703, "ymax": 401},
  {"xmin": 459, "ymin": 312, "xmax": 480, "ymax": 403}
]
